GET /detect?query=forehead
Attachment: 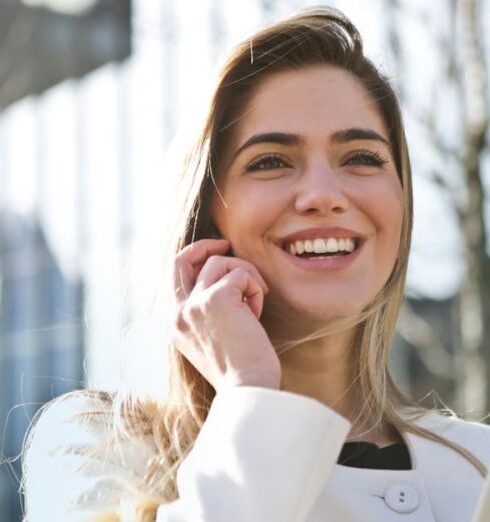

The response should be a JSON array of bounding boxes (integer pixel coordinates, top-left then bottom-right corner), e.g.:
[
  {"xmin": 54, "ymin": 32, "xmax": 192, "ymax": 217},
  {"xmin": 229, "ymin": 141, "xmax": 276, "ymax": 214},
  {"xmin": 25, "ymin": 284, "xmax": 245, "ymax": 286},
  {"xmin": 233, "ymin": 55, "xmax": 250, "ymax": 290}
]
[{"xmin": 232, "ymin": 65, "xmax": 387, "ymax": 145}]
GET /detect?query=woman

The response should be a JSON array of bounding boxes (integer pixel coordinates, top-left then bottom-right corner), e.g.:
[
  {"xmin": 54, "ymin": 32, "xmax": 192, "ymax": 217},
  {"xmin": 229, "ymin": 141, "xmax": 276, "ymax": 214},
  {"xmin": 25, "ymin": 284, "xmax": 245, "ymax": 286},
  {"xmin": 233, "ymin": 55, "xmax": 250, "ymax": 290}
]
[{"xmin": 21, "ymin": 7, "xmax": 490, "ymax": 522}]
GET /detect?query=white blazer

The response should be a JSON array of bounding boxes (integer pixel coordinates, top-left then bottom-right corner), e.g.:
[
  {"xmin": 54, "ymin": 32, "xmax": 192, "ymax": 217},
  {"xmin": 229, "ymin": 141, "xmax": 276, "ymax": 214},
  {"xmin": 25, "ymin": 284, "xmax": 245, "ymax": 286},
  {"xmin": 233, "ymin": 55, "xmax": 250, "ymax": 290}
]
[{"xmin": 24, "ymin": 386, "xmax": 490, "ymax": 522}]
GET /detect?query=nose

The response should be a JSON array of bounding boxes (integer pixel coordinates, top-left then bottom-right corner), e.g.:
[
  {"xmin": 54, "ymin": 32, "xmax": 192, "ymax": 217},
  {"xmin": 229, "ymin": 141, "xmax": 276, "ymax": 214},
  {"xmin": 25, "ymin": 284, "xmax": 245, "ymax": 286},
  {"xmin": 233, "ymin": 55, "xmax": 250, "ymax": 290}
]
[{"xmin": 293, "ymin": 159, "xmax": 350, "ymax": 215}]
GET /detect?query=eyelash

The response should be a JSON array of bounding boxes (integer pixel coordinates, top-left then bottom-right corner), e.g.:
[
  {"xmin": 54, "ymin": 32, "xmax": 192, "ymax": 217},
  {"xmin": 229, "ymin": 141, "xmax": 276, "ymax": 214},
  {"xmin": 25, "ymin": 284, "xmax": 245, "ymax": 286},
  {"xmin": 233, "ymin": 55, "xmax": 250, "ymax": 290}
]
[
  {"xmin": 245, "ymin": 154, "xmax": 288, "ymax": 172},
  {"xmin": 344, "ymin": 150, "xmax": 388, "ymax": 167},
  {"xmin": 245, "ymin": 150, "xmax": 388, "ymax": 172}
]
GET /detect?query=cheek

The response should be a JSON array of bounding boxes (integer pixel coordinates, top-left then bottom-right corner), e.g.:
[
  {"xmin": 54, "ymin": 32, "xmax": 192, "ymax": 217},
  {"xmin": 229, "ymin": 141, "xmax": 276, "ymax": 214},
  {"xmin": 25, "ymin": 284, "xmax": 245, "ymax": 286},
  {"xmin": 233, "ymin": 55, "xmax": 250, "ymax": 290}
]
[
  {"xmin": 214, "ymin": 182, "xmax": 287, "ymax": 238},
  {"xmin": 211, "ymin": 192, "xmax": 266, "ymax": 258},
  {"xmin": 358, "ymin": 178, "xmax": 404, "ymax": 235},
  {"xmin": 354, "ymin": 180, "xmax": 404, "ymax": 272},
  {"xmin": 384, "ymin": 185, "xmax": 405, "ymax": 242}
]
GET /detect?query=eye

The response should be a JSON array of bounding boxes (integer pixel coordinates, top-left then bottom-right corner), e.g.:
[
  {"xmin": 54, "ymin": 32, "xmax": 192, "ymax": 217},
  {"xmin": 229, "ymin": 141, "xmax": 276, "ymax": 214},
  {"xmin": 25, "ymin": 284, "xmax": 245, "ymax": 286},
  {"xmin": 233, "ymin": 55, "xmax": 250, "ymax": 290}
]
[
  {"xmin": 343, "ymin": 150, "xmax": 388, "ymax": 168},
  {"xmin": 245, "ymin": 153, "xmax": 290, "ymax": 172}
]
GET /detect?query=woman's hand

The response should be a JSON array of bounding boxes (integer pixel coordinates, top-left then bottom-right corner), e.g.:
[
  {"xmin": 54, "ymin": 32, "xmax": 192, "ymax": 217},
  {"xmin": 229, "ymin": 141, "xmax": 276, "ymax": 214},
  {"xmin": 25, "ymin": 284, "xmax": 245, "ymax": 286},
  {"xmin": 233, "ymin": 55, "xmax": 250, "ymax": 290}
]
[{"xmin": 172, "ymin": 239, "xmax": 281, "ymax": 392}]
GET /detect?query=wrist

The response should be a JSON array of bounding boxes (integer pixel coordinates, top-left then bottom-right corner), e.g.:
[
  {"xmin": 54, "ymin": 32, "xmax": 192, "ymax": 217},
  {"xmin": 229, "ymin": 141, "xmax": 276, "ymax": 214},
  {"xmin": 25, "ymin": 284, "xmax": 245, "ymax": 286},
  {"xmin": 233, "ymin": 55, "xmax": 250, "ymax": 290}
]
[{"xmin": 216, "ymin": 371, "xmax": 281, "ymax": 392}]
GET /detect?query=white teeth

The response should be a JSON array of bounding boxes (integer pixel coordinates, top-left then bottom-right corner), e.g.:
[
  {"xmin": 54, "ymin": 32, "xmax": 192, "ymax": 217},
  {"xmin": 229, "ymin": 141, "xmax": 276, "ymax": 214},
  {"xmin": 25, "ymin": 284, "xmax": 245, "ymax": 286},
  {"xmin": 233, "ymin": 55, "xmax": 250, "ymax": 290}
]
[
  {"xmin": 313, "ymin": 238, "xmax": 327, "ymax": 253},
  {"xmin": 326, "ymin": 238, "xmax": 338, "ymax": 253},
  {"xmin": 295, "ymin": 240, "xmax": 305, "ymax": 254},
  {"xmin": 285, "ymin": 237, "xmax": 359, "ymax": 256},
  {"xmin": 345, "ymin": 238, "xmax": 355, "ymax": 252}
]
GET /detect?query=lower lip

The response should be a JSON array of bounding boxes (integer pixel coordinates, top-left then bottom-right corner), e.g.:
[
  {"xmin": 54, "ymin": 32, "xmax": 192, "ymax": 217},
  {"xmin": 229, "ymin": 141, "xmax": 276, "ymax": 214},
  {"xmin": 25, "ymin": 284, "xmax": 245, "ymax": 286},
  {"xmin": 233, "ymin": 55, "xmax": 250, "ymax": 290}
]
[{"xmin": 277, "ymin": 241, "xmax": 364, "ymax": 271}]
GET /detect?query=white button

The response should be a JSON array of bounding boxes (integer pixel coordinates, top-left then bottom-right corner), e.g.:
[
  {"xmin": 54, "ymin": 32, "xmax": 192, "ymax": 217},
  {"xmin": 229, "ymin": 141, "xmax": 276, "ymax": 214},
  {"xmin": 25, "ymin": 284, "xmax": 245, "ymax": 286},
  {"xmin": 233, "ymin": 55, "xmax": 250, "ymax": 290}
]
[{"xmin": 384, "ymin": 483, "xmax": 419, "ymax": 514}]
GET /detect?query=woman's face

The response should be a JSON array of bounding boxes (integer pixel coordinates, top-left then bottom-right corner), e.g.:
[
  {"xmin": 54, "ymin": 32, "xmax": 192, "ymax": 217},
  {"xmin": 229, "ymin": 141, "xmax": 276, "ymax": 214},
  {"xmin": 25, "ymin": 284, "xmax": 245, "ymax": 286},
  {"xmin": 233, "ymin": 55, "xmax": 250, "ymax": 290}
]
[{"xmin": 211, "ymin": 65, "xmax": 404, "ymax": 322}]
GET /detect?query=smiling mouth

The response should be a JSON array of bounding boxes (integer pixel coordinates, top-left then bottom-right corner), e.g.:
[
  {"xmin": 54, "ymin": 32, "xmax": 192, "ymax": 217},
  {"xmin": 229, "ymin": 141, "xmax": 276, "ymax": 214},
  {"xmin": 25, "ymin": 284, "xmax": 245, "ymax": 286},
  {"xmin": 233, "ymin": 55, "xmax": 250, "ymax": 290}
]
[{"xmin": 281, "ymin": 237, "xmax": 362, "ymax": 258}]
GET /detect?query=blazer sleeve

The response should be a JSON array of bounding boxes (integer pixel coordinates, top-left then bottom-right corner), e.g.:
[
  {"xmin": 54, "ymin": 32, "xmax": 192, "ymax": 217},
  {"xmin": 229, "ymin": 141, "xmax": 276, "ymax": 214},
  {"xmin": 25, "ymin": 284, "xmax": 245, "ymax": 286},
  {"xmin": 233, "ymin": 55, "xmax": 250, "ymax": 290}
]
[
  {"xmin": 23, "ymin": 387, "xmax": 350, "ymax": 522},
  {"xmin": 157, "ymin": 386, "xmax": 351, "ymax": 522}
]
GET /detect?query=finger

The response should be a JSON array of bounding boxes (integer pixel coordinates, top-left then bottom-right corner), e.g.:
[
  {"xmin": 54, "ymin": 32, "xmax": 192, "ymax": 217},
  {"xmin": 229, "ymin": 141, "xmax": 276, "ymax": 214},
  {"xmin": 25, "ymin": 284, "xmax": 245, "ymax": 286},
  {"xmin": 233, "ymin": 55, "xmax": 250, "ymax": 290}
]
[
  {"xmin": 195, "ymin": 255, "xmax": 269, "ymax": 294},
  {"xmin": 214, "ymin": 267, "xmax": 265, "ymax": 319},
  {"xmin": 185, "ymin": 239, "xmax": 231, "ymax": 268},
  {"xmin": 173, "ymin": 239, "xmax": 230, "ymax": 301}
]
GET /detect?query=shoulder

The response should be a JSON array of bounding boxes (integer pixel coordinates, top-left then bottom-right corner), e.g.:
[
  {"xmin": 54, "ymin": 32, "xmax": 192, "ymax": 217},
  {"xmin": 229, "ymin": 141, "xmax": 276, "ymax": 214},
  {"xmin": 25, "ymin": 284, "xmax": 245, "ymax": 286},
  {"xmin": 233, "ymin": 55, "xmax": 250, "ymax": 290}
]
[
  {"xmin": 411, "ymin": 409, "xmax": 490, "ymax": 442},
  {"xmin": 407, "ymin": 408, "xmax": 490, "ymax": 466}
]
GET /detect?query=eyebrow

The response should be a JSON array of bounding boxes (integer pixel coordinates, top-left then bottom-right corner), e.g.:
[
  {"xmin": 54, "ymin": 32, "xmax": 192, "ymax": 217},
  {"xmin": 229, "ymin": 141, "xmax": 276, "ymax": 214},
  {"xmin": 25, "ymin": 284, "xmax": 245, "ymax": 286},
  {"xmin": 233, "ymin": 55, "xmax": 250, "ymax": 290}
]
[
  {"xmin": 232, "ymin": 132, "xmax": 301, "ymax": 159},
  {"xmin": 232, "ymin": 128, "xmax": 391, "ymax": 160},
  {"xmin": 331, "ymin": 128, "xmax": 390, "ymax": 146}
]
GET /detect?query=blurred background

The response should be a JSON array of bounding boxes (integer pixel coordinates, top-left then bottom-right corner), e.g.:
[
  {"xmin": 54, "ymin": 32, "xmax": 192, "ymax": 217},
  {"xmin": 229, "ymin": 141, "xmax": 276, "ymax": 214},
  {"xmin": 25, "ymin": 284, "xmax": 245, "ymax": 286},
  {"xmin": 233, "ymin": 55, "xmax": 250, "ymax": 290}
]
[{"xmin": 0, "ymin": 0, "xmax": 489, "ymax": 519}]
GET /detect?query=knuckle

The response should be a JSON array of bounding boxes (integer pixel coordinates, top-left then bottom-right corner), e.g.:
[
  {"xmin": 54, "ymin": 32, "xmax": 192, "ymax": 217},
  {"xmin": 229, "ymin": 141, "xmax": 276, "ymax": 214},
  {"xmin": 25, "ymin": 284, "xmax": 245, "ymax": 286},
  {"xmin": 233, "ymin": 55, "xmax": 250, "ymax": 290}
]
[
  {"xmin": 203, "ymin": 289, "xmax": 221, "ymax": 308},
  {"xmin": 204, "ymin": 285, "xmax": 229, "ymax": 308},
  {"xmin": 184, "ymin": 301, "xmax": 202, "ymax": 322},
  {"xmin": 203, "ymin": 254, "xmax": 221, "ymax": 268},
  {"xmin": 229, "ymin": 266, "xmax": 249, "ymax": 280},
  {"xmin": 174, "ymin": 302, "xmax": 202, "ymax": 331},
  {"xmin": 174, "ymin": 309, "xmax": 190, "ymax": 333}
]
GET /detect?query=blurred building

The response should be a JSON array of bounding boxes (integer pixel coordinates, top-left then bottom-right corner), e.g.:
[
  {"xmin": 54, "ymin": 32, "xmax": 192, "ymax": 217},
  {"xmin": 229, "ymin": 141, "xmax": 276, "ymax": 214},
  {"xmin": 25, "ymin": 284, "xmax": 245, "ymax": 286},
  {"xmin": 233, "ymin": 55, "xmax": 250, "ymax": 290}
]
[
  {"xmin": 0, "ymin": 1, "xmax": 130, "ymax": 519},
  {"xmin": 0, "ymin": 0, "xmax": 130, "ymax": 110},
  {"xmin": 0, "ymin": 210, "xmax": 84, "ymax": 519}
]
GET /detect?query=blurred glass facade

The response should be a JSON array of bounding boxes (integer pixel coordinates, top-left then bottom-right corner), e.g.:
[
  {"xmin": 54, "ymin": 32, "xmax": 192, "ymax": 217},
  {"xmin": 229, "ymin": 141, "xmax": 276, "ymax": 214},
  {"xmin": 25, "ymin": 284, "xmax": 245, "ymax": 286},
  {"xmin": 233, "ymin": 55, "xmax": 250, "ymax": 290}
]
[
  {"xmin": 0, "ymin": 211, "xmax": 84, "ymax": 519},
  {"xmin": 0, "ymin": 1, "xmax": 130, "ymax": 519}
]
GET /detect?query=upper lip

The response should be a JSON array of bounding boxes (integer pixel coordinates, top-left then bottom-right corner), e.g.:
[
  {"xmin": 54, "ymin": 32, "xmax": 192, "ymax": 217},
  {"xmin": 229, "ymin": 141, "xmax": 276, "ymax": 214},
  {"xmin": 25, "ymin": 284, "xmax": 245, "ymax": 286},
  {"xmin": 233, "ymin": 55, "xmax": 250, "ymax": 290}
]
[{"xmin": 276, "ymin": 227, "xmax": 367, "ymax": 249}]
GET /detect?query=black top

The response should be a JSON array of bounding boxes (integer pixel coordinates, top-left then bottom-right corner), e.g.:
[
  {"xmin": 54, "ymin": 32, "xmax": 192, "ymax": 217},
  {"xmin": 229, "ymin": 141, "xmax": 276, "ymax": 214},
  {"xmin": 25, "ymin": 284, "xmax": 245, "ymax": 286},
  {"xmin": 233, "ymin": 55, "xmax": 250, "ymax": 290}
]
[{"xmin": 337, "ymin": 441, "xmax": 411, "ymax": 470}]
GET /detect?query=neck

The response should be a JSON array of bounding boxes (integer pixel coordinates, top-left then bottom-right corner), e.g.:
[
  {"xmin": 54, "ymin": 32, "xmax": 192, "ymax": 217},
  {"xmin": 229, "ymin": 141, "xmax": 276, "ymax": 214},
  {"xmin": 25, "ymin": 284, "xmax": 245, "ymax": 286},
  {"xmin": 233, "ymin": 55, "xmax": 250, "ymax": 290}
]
[
  {"xmin": 262, "ymin": 311, "xmax": 401, "ymax": 447},
  {"xmin": 277, "ymin": 329, "xmax": 359, "ymax": 421}
]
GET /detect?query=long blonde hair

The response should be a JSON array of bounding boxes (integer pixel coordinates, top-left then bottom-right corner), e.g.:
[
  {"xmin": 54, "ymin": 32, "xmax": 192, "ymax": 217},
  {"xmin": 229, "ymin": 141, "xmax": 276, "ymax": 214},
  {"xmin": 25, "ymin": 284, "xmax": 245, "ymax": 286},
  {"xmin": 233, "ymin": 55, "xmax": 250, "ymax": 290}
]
[{"xmin": 21, "ymin": 6, "xmax": 486, "ymax": 521}]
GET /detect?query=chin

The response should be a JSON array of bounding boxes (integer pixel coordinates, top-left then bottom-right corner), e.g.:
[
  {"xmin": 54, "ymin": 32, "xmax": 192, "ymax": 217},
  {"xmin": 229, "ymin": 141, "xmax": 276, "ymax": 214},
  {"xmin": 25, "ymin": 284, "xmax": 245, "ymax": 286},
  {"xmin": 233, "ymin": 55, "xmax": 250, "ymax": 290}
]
[{"xmin": 299, "ymin": 303, "xmax": 365, "ymax": 323}]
